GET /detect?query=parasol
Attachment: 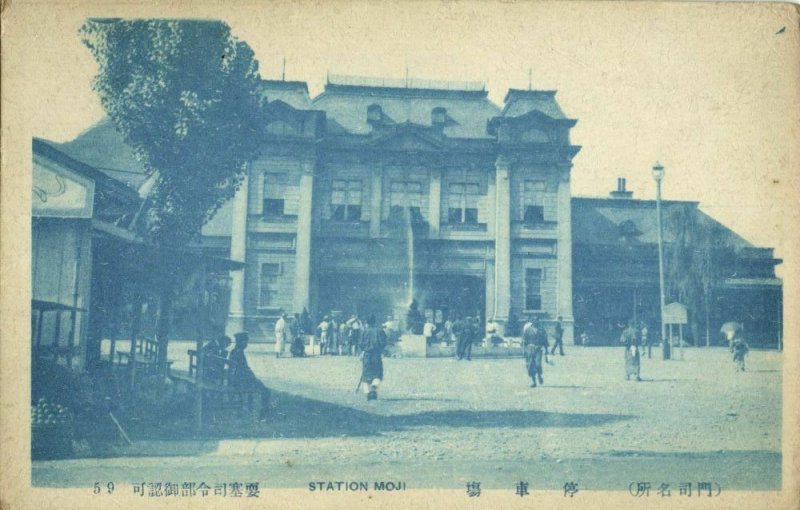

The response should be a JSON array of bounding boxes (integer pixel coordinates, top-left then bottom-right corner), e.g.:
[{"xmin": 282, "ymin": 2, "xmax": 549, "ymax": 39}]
[{"xmin": 720, "ymin": 322, "xmax": 744, "ymax": 341}]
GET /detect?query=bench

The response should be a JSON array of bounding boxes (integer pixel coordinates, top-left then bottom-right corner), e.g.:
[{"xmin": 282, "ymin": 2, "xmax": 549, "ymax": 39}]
[{"xmin": 169, "ymin": 349, "xmax": 262, "ymax": 425}]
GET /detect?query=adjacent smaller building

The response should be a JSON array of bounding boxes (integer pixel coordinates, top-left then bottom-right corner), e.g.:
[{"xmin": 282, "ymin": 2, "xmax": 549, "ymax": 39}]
[{"xmin": 572, "ymin": 178, "xmax": 783, "ymax": 346}]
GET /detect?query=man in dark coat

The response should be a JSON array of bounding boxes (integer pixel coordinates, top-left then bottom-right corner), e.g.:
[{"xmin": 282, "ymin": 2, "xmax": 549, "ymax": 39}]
[
  {"xmin": 452, "ymin": 315, "xmax": 466, "ymax": 360},
  {"xmin": 550, "ymin": 316, "xmax": 565, "ymax": 356},
  {"xmin": 201, "ymin": 335, "xmax": 230, "ymax": 384},
  {"xmin": 228, "ymin": 332, "xmax": 270, "ymax": 419},
  {"xmin": 620, "ymin": 321, "xmax": 642, "ymax": 381},
  {"xmin": 359, "ymin": 316, "xmax": 386, "ymax": 401},
  {"xmin": 522, "ymin": 319, "xmax": 549, "ymax": 387}
]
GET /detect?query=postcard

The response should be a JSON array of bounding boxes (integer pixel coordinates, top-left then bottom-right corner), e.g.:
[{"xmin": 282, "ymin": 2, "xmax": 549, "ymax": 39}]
[{"xmin": 2, "ymin": 1, "xmax": 798, "ymax": 509}]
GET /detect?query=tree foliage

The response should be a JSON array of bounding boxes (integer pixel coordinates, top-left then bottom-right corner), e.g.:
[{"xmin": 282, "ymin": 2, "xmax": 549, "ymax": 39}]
[
  {"xmin": 81, "ymin": 19, "xmax": 266, "ymax": 244},
  {"xmin": 666, "ymin": 204, "xmax": 736, "ymax": 344}
]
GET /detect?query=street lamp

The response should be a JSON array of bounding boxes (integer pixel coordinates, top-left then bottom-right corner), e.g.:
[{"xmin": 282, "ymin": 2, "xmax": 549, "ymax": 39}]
[{"xmin": 652, "ymin": 162, "xmax": 669, "ymax": 360}]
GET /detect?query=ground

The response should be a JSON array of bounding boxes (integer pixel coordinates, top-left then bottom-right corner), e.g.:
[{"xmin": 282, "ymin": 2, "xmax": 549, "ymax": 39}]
[{"xmin": 32, "ymin": 344, "xmax": 782, "ymax": 491}]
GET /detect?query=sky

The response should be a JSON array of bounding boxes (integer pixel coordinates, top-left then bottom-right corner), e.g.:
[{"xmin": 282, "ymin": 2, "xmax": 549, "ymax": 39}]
[{"xmin": 11, "ymin": 1, "xmax": 800, "ymax": 262}]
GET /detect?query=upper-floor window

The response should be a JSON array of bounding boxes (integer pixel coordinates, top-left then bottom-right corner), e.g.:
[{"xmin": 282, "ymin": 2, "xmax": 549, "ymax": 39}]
[
  {"xmin": 524, "ymin": 268, "xmax": 543, "ymax": 311},
  {"xmin": 331, "ymin": 179, "xmax": 363, "ymax": 221},
  {"xmin": 523, "ymin": 180, "xmax": 546, "ymax": 224},
  {"xmin": 389, "ymin": 181, "xmax": 424, "ymax": 222},
  {"xmin": 447, "ymin": 182, "xmax": 480, "ymax": 224},
  {"xmin": 263, "ymin": 173, "xmax": 288, "ymax": 217}
]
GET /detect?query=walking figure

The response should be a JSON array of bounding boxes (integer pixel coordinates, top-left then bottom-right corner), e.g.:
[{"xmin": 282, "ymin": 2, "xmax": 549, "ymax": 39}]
[
  {"xmin": 550, "ymin": 316, "xmax": 565, "ymax": 356},
  {"xmin": 620, "ymin": 320, "xmax": 642, "ymax": 381},
  {"xmin": 522, "ymin": 318, "xmax": 549, "ymax": 387},
  {"xmin": 360, "ymin": 315, "xmax": 386, "ymax": 400},
  {"xmin": 731, "ymin": 332, "xmax": 749, "ymax": 372}
]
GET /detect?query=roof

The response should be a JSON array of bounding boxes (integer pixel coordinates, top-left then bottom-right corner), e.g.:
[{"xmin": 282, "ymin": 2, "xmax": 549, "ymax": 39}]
[
  {"xmin": 55, "ymin": 119, "xmax": 150, "ymax": 189},
  {"xmin": 32, "ymin": 137, "xmax": 140, "ymax": 203},
  {"xmin": 502, "ymin": 89, "xmax": 567, "ymax": 120},
  {"xmin": 572, "ymin": 196, "xmax": 754, "ymax": 250},
  {"xmin": 258, "ymin": 80, "xmax": 312, "ymax": 109},
  {"xmin": 312, "ymin": 80, "xmax": 502, "ymax": 139}
]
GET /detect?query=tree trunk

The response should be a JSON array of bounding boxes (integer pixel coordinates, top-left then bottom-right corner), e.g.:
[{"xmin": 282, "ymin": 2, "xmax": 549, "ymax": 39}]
[{"xmin": 156, "ymin": 280, "xmax": 175, "ymax": 370}]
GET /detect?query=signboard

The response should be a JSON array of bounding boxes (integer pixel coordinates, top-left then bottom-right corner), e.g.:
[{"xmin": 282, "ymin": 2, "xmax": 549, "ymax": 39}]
[
  {"xmin": 32, "ymin": 156, "xmax": 94, "ymax": 218},
  {"xmin": 663, "ymin": 302, "xmax": 688, "ymax": 325}
]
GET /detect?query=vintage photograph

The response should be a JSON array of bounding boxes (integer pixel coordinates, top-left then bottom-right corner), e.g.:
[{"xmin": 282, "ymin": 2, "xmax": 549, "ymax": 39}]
[{"xmin": 3, "ymin": 1, "xmax": 798, "ymax": 507}]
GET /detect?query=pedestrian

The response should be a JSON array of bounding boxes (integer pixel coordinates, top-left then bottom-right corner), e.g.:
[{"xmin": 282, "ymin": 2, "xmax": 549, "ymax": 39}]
[
  {"xmin": 360, "ymin": 315, "xmax": 386, "ymax": 401},
  {"xmin": 290, "ymin": 316, "xmax": 306, "ymax": 358},
  {"xmin": 730, "ymin": 331, "xmax": 749, "ymax": 372},
  {"xmin": 640, "ymin": 322, "xmax": 651, "ymax": 359},
  {"xmin": 550, "ymin": 316, "xmax": 565, "ymax": 356},
  {"xmin": 228, "ymin": 332, "xmax": 270, "ymax": 420},
  {"xmin": 444, "ymin": 317, "xmax": 454, "ymax": 346},
  {"xmin": 423, "ymin": 317, "xmax": 437, "ymax": 346},
  {"xmin": 522, "ymin": 318, "xmax": 549, "ymax": 387},
  {"xmin": 347, "ymin": 314, "xmax": 362, "ymax": 356},
  {"xmin": 318, "ymin": 316, "xmax": 330, "ymax": 355},
  {"xmin": 463, "ymin": 316, "xmax": 478, "ymax": 361},
  {"xmin": 274, "ymin": 313, "xmax": 288, "ymax": 358},
  {"xmin": 452, "ymin": 315, "xmax": 467, "ymax": 360},
  {"xmin": 620, "ymin": 320, "xmax": 642, "ymax": 381},
  {"xmin": 329, "ymin": 316, "xmax": 339, "ymax": 355}
]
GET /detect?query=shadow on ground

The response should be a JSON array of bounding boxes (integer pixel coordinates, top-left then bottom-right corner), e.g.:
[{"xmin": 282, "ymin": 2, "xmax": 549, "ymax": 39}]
[{"xmin": 88, "ymin": 389, "xmax": 633, "ymax": 458}]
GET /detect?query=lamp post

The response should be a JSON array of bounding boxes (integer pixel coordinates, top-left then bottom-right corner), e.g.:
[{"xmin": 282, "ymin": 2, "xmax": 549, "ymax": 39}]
[{"xmin": 652, "ymin": 162, "xmax": 669, "ymax": 360}]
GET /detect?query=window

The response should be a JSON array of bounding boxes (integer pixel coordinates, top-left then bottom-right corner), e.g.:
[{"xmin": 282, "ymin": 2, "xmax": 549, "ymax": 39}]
[
  {"xmin": 259, "ymin": 263, "xmax": 281, "ymax": 307},
  {"xmin": 389, "ymin": 181, "xmax": 424, "ymax": 222},
  {"xmin": 448, "ymin": 182, "xmax": 480, "ymax": 224},
  {"xmin": 330, "ymin": 180, "xmax": 363, "ymax": 221},
  {"xmin": 525, "ymin": 268, "xmax": 543, "ymax": 310},
  {"xmin": 263, "ymin": 173, "xmax": 288, "ymax": 217},
  {"xmin": 523, "ymin": 180, "xmax": 546, "ymax": 223}
]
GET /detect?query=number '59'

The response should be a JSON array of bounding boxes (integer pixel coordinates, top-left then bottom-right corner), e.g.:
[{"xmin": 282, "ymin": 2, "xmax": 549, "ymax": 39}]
[{"xmin": 93, "ymin": 482, "xmax": 115, "ymax": 494}]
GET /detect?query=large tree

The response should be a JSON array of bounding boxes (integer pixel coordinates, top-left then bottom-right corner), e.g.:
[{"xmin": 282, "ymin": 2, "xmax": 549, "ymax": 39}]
[
  {"xmin": 81, "ymin": 19, "xmax": 267, "ymax": 367},
  {"xmin": 81, "ymin": 19, "xmax": 265, "ymax": 243},
  {"xmin": 667, "ymin": 204, "xmax": 735, "ymax": 346}
]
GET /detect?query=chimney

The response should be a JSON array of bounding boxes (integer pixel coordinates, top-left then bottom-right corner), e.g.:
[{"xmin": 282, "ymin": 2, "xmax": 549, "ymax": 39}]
[{"xmin": 610, "ymin": 177, "xmax": 633, "ymax": 199}]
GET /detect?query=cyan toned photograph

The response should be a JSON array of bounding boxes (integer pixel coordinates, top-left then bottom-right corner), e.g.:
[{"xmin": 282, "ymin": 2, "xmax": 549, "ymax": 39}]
[{"xmin": 3, "ymin": 1, "xmax": 798, "ymax": 508}]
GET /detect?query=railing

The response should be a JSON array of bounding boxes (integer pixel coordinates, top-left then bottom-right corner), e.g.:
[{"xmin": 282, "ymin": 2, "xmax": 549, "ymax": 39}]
[{"xmin": 327, "ymin": 73, "xmax": 485, "ymax": 92}]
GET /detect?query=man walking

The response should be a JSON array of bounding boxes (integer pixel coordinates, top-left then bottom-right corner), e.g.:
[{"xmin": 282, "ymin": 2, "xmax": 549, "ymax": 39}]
[
  {"xmin": 452, "ymin": 315, "xmax": 466, "ymax": 360},
  {"xmin": 620, "ymin": 320, "xmax": 642, "ymax": 381},
  {"xmin": 359, "ymin": 316, "xmax": 386, "ymax": 401},
  {"xmin": 522, "ymin": 318, "xmax": 549, "ymax": 387},
  {"xmin": 550, "ymin": 316, "xmax": 565, "ymax": 356}
]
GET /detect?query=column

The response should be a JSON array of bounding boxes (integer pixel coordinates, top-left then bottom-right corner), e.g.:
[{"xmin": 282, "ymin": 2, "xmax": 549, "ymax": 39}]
[
  {"xmin": 292, "ymin": 160, "xmax": 315, "ymax": 313},
  {"xmin": 369, "ymin": 165, "xmax": 383, "ymax": 238},
  {"xmin": 556, "ymin": 166, "xmax": 575, "ymax": 343},
  {"xmin": 493, "ymin": 155, "xmax": 512, "ymax": 335},
  {"xmin": 226, "ymin": 173, "xmax": 249, "ymax": 336},
  {"xmin": 428, "ymin": 168, "xmax": 441, "ymax": 238}
]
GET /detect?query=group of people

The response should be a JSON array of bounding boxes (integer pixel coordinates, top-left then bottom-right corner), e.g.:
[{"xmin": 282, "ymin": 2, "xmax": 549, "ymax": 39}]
[
  {"xmin": 315, "ymin": 314, "xmax": 372, "ymax": 356},
  {"xmin": 200, "ymin": 331, "xmax": 270, "ymax": 420}
]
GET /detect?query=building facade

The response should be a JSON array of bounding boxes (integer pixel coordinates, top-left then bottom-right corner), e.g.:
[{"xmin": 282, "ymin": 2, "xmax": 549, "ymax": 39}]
[
  {"xmin": 572, "ymin": 179, "xmax": 783, "ymax": 346},
  {"xmin": 223, "ymin": 76, "xmax": 580, "ymax": 342}
]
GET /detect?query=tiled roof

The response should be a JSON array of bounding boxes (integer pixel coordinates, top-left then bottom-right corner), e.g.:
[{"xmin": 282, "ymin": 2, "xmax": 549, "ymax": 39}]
[
  {"xmin": 312, "ymin": 83, "xmax": 502, "ymax": 139},
  {"xmin": 572, "ymin": 197, "xmax": 754, "ymax": 249}
]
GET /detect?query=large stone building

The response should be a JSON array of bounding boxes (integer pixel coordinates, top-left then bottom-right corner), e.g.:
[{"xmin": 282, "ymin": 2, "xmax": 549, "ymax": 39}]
[
  {"xmin": 48, "ymin": 74, "xmax": 782, "ymax": 348},
  {"xmin": 217, "ymin": 75, "xmax": 580, "ymax": 342}
]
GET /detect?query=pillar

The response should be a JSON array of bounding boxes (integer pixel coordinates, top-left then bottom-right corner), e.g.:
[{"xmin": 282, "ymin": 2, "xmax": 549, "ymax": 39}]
[
  {"xmin": 369, "ymin": 165, "xmax": 383, "ymax": 238},
  {"xmin": 428, "ymin": 168, "xmax": 441, "ymax": 238},
  {"xmin": 226, "ymin": 173, "xmax": 249, "ymax": 336},
  {"xmin": 292, "ymin": 160, "xmax": 315, "ymax": 313},
  {"xmin": 556, "ymin": 166, "xmax": 575, "ymax": 343},
  {"xmin": 493, "ymin": 155, "xmax": 512, "ymax": 334}
]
